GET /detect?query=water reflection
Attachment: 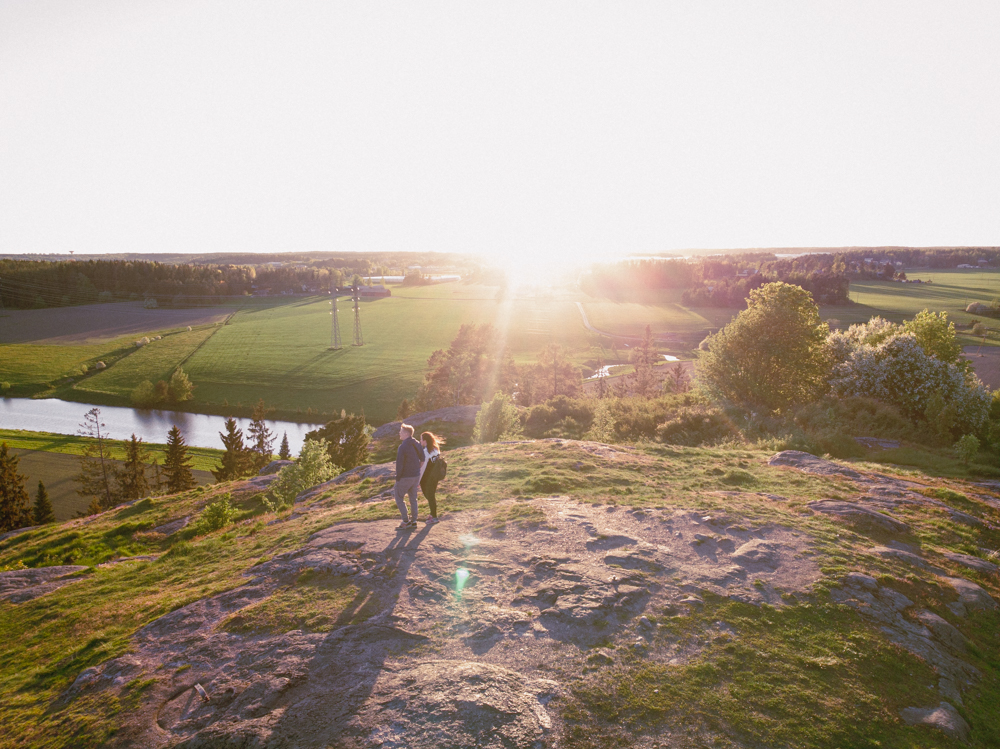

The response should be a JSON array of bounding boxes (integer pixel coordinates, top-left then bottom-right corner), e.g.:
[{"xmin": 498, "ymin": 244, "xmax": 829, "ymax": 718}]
[{"xmin": 0, "ymin": 398, "xmax": 324, "ymax": 453}]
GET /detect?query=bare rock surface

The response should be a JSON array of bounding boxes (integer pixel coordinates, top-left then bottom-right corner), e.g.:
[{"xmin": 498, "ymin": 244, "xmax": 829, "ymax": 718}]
[
  {"xmin": 942, "ymin": 576, "xmax": 999, "ymax": 611},
  {"xmin": 942, "ymin": 550, "xmax": 999, "ymax": 575},
  {"xmin": 900, "ymin": 702, "xmax": 971, "ymax": 741},
  {"xmin": 152, "ymin": 517, "xmax": 191, "ymax": 536},
  {"xmin": 0, "ymin": 565, "xmax": 89, "ymax": 603},
  {"xmin": 296, "ymin": 462, "xmax": 395, "ymax": 503},
  {"xmin": 807, "ymin": 500, "xmax": 910, "ymax": 535},
  {"xmin": 259, "ymin": 460, "xmax": 293, "ymax": 476},
  {"xmin": 832, "ymin": 576, "xmax": 980, "ymax": 704},
  {"xmin": 768, "ymin": 451, "xmax": 864, "ymax": 480},
  {"xmin": 371, "ymin": 405, "xmax": 480, "ymax": 440},
  {"xmin": 67, "ymin": 498, "xmax": 821, "ymax": 748}
]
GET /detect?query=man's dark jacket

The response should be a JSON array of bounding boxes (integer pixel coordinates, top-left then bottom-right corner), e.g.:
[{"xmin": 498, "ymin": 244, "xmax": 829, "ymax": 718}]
[{"xmin": 396, "ymin": 437, "xmax": 423, "ymax": 479}]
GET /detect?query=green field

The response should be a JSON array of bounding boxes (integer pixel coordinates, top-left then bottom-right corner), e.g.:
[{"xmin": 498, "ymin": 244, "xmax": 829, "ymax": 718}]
[
  {"xmin": 73, "ymin": 326, "xmax": 218, "ymax": 400},
  {"xmin": 0, "ymin": 430, "xmax": 221, "ymax": 521},
  {"xmin": 6, "ymin": 272, "xmax": 1000, "ymax": 425},
  {"xmin": 169, "ymin": 286, "xmax": 595, "ymax": 422}
]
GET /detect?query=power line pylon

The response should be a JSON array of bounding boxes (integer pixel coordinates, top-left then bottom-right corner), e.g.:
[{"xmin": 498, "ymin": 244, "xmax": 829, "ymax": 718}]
[
  {"xmin": 330, "ymin": 285, "xmax": 342, "ymax": 350},
  {"xmin": 352, "ymin": 284, "xmax": 364, "ymax": 346}
]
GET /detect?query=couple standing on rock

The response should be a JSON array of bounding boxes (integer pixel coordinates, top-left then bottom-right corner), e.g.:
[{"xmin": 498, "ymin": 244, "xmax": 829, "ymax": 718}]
[{"xmin": 393, "ymin": 423, "xmax": 445, "ymax": 530}]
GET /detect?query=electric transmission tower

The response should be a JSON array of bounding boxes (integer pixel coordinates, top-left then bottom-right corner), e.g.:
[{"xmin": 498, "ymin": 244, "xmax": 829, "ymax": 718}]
[
  {"xmin": 329, "ymin": 285, "xmax": 342, "ymax": 350},
  {"xmin": 352, "ymin": 284, "xmax": 364, "ymax": 346}
]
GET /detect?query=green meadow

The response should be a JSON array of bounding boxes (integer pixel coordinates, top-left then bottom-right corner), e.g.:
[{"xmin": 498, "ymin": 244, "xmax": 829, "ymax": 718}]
[
  {"xmin": 0, "ymin": 430, "xmax": 220, "ymax": 520},
  {"xmin": 5, "ymin": 272, "xmax": 1000, "ymax": 425}
]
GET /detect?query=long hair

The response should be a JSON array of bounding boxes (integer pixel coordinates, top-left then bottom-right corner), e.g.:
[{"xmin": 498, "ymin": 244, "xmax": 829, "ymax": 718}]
[{"xmin": 420, "ymin": 431, "xmax": 445, "ymax": 451}]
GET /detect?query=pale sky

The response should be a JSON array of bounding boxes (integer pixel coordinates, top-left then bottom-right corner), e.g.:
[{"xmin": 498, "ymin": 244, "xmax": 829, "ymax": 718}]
[{"xmin": 1, "ymin": 1, "xmax": 998, "ymax": 270}]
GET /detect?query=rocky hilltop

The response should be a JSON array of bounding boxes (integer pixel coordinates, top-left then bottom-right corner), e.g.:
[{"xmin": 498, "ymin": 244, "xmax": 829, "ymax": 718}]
[{"xmin": 1, "ymin": 441, "xmax": 998, "ymax": 748}]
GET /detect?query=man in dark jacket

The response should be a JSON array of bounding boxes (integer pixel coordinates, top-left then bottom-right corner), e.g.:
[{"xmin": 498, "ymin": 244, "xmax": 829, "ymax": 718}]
[{"xmin": 393, "ymin": 423, "xmax": 423, "ymax": 529}]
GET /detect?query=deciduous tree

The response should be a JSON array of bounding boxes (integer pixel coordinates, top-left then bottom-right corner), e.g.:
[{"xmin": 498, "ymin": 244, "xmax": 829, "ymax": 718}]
[
  {"xmin": 305, "ymin": 411, "xmax": 369, "ymax": 470},
  {"xmin": 416, "ymin": 323, "xmax": 516, "ymax": 410},
  {"xmin": 77, "ymin": 408, "xmax": 116, "ymax": 513},
  {"xmin": 168, "ymin": 367, "xmax": 194, "ymax": 402},
  {"xmin": 698, "ymin": 282, "xmax": 830, "ymax": 412}
]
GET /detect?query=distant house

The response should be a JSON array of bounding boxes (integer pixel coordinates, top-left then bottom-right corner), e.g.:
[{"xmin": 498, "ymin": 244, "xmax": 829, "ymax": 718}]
[
  {"xmin": 979, "ymin": 259, "xmax": 990, "ymax": 266},
  {"xmin": 358, "ymin": 285, "xmax": 391, "ymax": 298},
  {"xmin": 957, "ymin": 264, "xmax": 976, "ymax": 269}
]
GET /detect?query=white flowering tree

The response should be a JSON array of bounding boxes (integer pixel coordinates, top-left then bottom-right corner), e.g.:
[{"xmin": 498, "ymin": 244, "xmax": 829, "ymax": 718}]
[{"xmin": 829, "ymin": 319, "xmax": 989, "ymax": 436}]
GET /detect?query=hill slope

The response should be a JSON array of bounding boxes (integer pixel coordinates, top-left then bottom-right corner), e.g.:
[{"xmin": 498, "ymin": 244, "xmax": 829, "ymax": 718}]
[{"xmin": 1, "ymin": 441, "xmax": 998, "ymax": 748}]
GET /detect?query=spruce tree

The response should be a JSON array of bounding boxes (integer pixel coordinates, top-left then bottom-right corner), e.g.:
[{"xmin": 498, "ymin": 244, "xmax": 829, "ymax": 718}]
[
  {"xmin": 278, "ymin": 432, "xmax": 291, "ymax": 460},
  {"xmin": 34, "ymin": 481, "xmax": 55, "ymax": 525},
  {"xmin": 246, "ymin": 400, "xmax": 276, "ymax": 471},
  {"xmin": 0, "ymin": 443, "xmax": 33, "ymax": 532},
  {"xmin": 114, "ymin": 434, "xmax": 151, "ymax": 503},
  {"xmin": 164, "ymin": 425, "xmax": 197, "ymax": 493},
  {"xmin": 213, "ymin": 418, "xmax": 252, "ymax": 481}
]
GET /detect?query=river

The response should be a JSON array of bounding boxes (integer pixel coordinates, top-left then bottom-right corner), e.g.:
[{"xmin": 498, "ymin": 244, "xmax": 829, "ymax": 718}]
[{"xmin": 0, "ymin": 398, "xmax": 325, "ymax": 453}]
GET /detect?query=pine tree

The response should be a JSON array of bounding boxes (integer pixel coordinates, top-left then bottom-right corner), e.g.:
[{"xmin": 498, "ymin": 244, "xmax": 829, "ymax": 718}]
[
  {"xmin": 164, "ymin": 425, "xmax": 197, "ymax": 493},
  {"xmin": 34, "ymin": 481, "xmax": 55, "ymax": 525},
  {"xmin": 213, "ymin": 418, "xmax": 252, "ymax": 481},
  {"xmin": 630, "ymin": 325, "xmax": 658, "ymax": 398},
  {"xmin": 0, "ymin": 443, "xmax": 33, "ymax": 532},
  {"xmin": 114, "ymin": 434, "xmax": 151, "ymax": 503},
  {"xmin": 278, "ymin": 432, "xmax": 291, "ymax": 460},
  {"xmin": 246, "ymin": 400, "xmax": 276, "ymax": 472},
  {"xmin": 77, "ymin": 407, "xmax": 116, "ymax": 514}
]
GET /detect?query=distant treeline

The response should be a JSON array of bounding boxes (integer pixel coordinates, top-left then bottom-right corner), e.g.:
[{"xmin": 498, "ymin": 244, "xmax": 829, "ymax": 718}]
[
  {"xmin": 581, "ymin": 248, "xmax": 1000, "ymax": 307},
  {"xmin": 0, "ymin": 253, "xmax": 472, "ymax": 309},
  {"xmin": 580, "ymin": 256, "xmax": 850, "ymax": 306}
]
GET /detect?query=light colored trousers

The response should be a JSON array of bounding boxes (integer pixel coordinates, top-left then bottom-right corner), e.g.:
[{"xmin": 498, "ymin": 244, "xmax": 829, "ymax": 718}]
[{"xmin": 393, "ymin": 476, "xmax": 420, "ymax": 522}]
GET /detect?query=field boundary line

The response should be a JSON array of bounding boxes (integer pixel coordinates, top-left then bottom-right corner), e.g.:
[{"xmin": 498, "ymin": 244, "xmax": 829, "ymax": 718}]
[{"xmin": 173, "ymin": 311, "xmax": 239, "ymax": 374}]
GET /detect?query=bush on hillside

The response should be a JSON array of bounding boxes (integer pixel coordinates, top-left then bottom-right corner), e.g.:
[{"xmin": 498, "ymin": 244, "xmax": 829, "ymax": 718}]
[
  {"xmin": 829, "ymin": 332, "xmax": 990, "ymax": 438},
  {"xmin": 523, "ymin": 396, "xmax": 594, "ymax": 439},
  {"xmin": 655, "ymin": 406, "xmax": 739, "ymax": 446},
  {"xmin": 268, "ymin": 439, "xmax": 339, "ymax": 508},
  {"xmin": 473, "ymin": 392, "xmax": 522, "ymax": 443},
  {"xmin": 793, "ymin": 396, "xmax": 913, "ymax": 442}
]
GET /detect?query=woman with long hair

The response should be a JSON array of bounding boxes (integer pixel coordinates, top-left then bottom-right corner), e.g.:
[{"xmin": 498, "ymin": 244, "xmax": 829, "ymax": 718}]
[{"xmin": 418, "ymin": 431, "xmax": 445, "ymax": 524}]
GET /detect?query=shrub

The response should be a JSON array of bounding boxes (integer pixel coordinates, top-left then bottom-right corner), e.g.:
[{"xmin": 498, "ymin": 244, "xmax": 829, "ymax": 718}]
[
  {"xmin": 655, "ymin": 406, "xmax": 739, "ymax": 446},
  {"xmin": 473, "ymin": 392, "xmax": 522, "ymax": 443},
  {"xmin": 0, "ymin": 382, "xmax": 10, "ymax": 394},
  {"xmin": 585, "ymin": 400, "xmax": 616, "ymax": 443},
  {"xmin": 130, "ymin": 381, "xmax": 157, "ymax": 408},
  {"xmin": 196, "ymin": 495, "xmax": 237, "ymax": 534},
  {"xmin": 793, "ymin": 396, "xmax": 913, "ymax": 442},
  {"xmin": 523, "ymin": 396, "xmax": 594, "ymax": 439},
  {"xmin": 267, "ymin": 439, "xmax": 339, "ymax": 508},
  {"xmin": 829, "ymin": 332, "xmax": 990, "ymax": 437},
  {"xmin": 955, "ymin": 434, "xmax": 980, "ymax": 465}
]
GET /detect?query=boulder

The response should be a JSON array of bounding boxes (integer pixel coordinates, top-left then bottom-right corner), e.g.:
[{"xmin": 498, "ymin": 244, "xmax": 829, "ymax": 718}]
[
  {"xmin": 942, "ymin": 551, "xmax": 998, "ymax": 575},
  {"xmin": 372, "ymin": 405, "xmax": 481, "ymax": 440},
  {"xmin": 259, "ymin": 460, "xmax": 293, "ymax": 476},
  {"xmin": 900, "ymin": 702, "xmax": 970, "ymax": 741},
  {"xmin": 808, "ymin": 500, "xmax": 910, "ymax": 534},
  {"xmin": 943, "ymin": 576, "xmax": 999, "ymax": 611}
]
